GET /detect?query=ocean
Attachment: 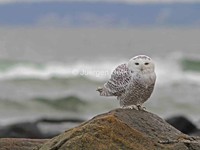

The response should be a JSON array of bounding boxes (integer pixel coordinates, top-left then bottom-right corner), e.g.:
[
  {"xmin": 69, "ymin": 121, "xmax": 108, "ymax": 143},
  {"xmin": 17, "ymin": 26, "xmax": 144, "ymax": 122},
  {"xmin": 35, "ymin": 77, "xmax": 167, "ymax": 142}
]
[{"xmin": 0, "ymin": 27, "xmax": 200, "ymax": 126}]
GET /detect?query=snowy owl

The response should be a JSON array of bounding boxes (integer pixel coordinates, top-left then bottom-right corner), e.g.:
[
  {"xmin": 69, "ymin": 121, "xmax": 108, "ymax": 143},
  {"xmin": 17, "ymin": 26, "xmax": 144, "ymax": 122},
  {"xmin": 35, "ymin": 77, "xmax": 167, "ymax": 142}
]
[{"xmin": 97, "ymin": 55, "xmax": 156, "ymax": 110}]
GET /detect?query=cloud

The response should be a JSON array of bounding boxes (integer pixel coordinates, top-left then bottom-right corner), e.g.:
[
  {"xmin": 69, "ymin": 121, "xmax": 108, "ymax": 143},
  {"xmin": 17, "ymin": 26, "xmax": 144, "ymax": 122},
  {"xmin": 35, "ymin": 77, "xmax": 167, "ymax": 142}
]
[{"xmin": 0, "ymin": 0, "xmax": 200, "ymax": 4}]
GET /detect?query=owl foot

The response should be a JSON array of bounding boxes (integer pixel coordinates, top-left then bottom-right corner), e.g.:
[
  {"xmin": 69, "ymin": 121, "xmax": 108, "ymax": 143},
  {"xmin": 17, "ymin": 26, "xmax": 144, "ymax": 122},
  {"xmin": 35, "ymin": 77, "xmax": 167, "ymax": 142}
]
[
  {"xmin": 121, "ymin": 105, "xmax": 137, "ymax": 110},
  {"xmin": 136, "ymin": 104, "xmax": 146, "ymax": 111},
  {"xmin": 158, "ymin": 138, "xmax": 178, "ymax": 144}
]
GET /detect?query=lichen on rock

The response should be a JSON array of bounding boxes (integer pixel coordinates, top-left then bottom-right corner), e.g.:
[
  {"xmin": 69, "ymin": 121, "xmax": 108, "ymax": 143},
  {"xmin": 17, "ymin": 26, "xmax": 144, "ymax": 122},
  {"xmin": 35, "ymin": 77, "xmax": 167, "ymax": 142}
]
[{"xmin": 39, "ymin": 109, "xmax": 200, "ymax": 150}]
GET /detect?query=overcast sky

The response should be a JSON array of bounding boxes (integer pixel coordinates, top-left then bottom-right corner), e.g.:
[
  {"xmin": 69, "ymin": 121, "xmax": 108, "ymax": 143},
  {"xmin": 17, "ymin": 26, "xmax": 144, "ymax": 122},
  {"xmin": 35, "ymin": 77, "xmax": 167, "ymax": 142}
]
[{"xmin": 0, "ymin": 0, "xmax": 200, "ymax": 4}]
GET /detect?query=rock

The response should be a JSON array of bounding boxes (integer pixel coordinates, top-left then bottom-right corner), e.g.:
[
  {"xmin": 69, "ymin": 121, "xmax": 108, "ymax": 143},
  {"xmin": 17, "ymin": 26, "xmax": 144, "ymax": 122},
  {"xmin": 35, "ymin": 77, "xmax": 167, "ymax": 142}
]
[
  {"xmin": 0, "ymin": 122, "xmax": 55, "ymax": 139},
  {"xmin": 36, "ymin": 117, "xmax": 85, "ymax": 124},
  {"xmin": 0, "ymin": 122, "xmax": 45, "ymax": 139},
  {"xmin": 0, "ymin": 138, "xmax": 47, "ymax": 150},
  {"xmin": 0, "ymin": 118, "xmax": 85, "ymax": 139},
  {"xmin": 39, "ymin": 109, "xmax": 200, "ymax": 150},
  {"xmin": 191, "ymin": 130, "xmax": 200, "ymax": 136},
  {"xmin": 166, "ymin": 116, "xmax": 198, "ymax": 135}
]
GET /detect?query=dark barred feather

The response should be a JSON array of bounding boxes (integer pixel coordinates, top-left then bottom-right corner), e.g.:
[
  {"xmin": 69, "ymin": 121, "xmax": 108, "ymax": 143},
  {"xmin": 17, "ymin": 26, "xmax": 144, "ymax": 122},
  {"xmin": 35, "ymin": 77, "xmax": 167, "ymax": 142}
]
[{"xmin": 100, "ymin": 63, "xmax": 131, "ymax": 96}]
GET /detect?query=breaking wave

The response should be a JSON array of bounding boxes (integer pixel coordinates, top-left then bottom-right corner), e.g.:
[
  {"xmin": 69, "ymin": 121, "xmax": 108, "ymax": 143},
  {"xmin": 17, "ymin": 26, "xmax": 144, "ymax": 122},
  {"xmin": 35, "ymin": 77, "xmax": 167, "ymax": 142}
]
[
  {"xmin": 0, "ymin": 56, "xmax": 199, "ymax": 85},
  {"xmin": 0, "ymin": 59, "xmax": 122, "ymax": 81}
]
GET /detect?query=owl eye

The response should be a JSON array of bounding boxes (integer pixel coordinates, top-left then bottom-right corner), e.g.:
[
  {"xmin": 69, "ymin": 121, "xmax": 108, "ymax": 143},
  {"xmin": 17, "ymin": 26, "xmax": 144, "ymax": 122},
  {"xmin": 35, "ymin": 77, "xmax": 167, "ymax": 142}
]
[
  {"xmin": 144, "ymin": 62, "xmax": 149, "ymax": 65},
  {"xmin": 135, "ymin": 62, "xmax": 139, "ymax": 65}
]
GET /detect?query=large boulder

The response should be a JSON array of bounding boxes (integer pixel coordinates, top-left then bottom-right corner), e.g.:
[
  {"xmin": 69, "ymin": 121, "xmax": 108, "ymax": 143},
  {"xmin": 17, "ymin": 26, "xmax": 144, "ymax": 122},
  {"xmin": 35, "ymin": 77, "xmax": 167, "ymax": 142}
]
[{"xmin": 39, "ymin": 108, "xmax": 200, "ymax": 150}]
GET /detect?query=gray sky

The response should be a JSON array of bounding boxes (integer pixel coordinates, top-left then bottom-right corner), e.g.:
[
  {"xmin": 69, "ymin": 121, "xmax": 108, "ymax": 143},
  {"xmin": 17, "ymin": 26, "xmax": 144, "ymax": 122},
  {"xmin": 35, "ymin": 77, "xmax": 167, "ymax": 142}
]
[{"xmin": 0, "ymin": 0, "xmax": 200, "ymax": 4}]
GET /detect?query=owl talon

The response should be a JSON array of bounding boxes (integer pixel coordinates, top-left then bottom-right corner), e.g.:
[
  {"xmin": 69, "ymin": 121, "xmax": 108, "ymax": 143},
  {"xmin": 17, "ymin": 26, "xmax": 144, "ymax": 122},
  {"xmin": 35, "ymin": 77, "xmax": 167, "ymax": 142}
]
[
  {"xmin": 96, "ymin": 87, "xmax": 103, "ymax": 93},
  {"xmin": 137, "ymin": 104, "xmax": 146, "ymax": 111},
  {"xmin": 121, "ymin": 105, "xmax": 137, "ymax": 110}
]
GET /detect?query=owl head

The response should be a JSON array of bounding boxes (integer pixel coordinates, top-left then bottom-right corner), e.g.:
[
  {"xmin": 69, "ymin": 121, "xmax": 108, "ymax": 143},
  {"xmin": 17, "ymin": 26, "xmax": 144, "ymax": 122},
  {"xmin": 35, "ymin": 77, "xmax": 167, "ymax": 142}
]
[{"xmin": 127, "ymin": 55, "xmax": 155, "ymax": 73}]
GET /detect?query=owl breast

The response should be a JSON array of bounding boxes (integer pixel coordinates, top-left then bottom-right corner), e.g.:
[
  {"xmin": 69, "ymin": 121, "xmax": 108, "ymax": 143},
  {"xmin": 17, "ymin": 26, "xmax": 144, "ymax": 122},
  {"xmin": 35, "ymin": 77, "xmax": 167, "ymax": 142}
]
[{"xmin": 118, "ymin": 73, "xmax": 155, "ymax": 107}]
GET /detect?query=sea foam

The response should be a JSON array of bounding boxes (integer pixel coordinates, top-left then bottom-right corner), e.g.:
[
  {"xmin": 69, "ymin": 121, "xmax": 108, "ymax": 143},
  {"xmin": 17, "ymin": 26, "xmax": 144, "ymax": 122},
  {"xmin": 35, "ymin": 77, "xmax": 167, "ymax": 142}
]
[{"xmin": 0, "ymin": 57, "xmax": 199, "ymax": 86}]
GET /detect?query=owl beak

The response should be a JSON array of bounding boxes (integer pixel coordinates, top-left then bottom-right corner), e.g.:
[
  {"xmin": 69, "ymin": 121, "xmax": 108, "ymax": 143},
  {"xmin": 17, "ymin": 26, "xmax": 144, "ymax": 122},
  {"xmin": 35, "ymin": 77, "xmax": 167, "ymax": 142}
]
[{"xmin": 140, "ymin": 66, "xmax": 144, "ymax": 71}]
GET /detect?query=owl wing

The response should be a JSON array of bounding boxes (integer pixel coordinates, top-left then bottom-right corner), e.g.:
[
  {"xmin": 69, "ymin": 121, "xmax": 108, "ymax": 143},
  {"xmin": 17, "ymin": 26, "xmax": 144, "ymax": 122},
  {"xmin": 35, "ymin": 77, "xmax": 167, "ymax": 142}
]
[{"xmin": 103, "ymin": 63, "xmax": 131, "ymax": 96}]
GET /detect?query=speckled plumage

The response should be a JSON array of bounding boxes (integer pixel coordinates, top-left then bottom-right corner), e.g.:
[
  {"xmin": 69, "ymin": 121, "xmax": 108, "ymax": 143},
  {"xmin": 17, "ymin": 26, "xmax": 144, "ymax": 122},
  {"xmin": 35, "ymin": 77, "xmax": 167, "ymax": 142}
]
[{"xmin": 97, "ymin": 55, "xmax": 156, "ymax": 109}]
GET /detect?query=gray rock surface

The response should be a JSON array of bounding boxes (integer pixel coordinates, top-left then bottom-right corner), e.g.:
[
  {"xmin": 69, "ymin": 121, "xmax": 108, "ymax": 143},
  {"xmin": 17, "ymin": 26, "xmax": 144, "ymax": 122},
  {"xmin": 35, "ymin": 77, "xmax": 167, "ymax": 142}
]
[{"xmin": 39, "ymin": 108, "xmax": 200, "ymax": 150}]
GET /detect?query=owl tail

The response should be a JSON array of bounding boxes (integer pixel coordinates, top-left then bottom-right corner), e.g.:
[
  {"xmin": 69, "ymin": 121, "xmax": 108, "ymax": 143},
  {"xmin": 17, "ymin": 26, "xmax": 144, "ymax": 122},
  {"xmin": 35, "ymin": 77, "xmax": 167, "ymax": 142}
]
[{"xmin": 96, "ymin": 87, "xmax": 113, "ymax": 96}]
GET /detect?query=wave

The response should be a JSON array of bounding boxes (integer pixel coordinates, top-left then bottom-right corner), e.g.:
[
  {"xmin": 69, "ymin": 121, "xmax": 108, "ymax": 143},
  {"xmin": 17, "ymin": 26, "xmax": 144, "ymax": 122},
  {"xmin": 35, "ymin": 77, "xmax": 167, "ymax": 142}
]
[
  {"xmin": 33, "ymin": 95, "xmax": 87, "ymax": 111},
  {"xmin": 0, "ymin": 95, "xmax": 87, "ymax": 111},
  {"xmin": 181, "ymin": 57, "xmax": 200, "ymax": 72},
  {"xmin": 0, "ymin": 56, "xmax": 200, "ymax": 85},
  {"xmin": 152, "ymin": 54, "xmax": 200, "ymax": 85},
  {"xmin": 0, "ymin": 59, "xmax": 123, "ymax": 81}
]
